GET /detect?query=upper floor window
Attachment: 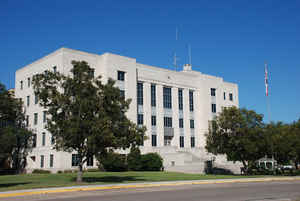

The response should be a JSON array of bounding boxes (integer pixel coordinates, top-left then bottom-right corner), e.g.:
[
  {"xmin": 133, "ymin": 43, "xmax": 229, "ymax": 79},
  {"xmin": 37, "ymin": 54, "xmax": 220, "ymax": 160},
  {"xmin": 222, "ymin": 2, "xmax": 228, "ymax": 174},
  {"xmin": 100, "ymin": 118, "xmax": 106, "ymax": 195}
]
[
  {"xmin": 151, "ymin": 115, "xmax": 156, "ymax": 126},
  {"xmin": 53, "ymin": 66, "xmax": 57, "ymax": 73},
  {"xmin": 211, "ymin": 88, "xmax": 216, "ymax": 96},
  {"xmin": 164, "ymin": 117, "xmax": 172, "ymax": 127},
  {"xmin": 179, "ymin": 118, "xmax": 184, "ymax": 128},
  {"xmin": 137, "ymin": 82, "xmax": 143, "ymax": 105},
  {"xmin": 151, "ymin": 84, "xmax": 156, "ymax": 107},
  {"xmin": 34, "ymin": 94, "xmax": 38, "ymax": 104},
  {"xmin": 20, "ymin": 81, "xmax": 23, "ymax": 90},
  {"xmin": 34, "ymin": 113, "xmax": 38, "ymax": 125},
  {"xmin": 137, "ymin": 114, "xmax": 143, "ymax": 125},
  {"xmin": 26, "ymin": 96, "xmax": 30, "ymax": 107},
  {"xmin": 190, "ymin": 119, "xmax": 195, "ymax": 129},
  {"xmin": 27, "ymin": 77, "xmax": 31, "ymax": 88},
  {"xmin": 32, "ymin": 134, "xmax": 37, "ymax": 147},
  {"xmin": 212, "ymin": 104, "xmax": 217, "ymax": 113},
  {"xmin": 42, "ymin": 132, "xmax": 46, "ymax": 146},
  {"xmin": 189, "ymin": 90, "xmax": 194, "ymax": 112},
  {"xmin": 229, "ymin": 93, "xmax": 233, "ymax": 101},
  {"xmin": 43, "ymin": 111, "xmax": 47, "ymax": 123},
  {"xmin": 163, "ymin": 87, "xmax": 172, "ymax": 109},
  {"xmin": 117, "ymin": 71, "xmax": 125, "ymax": 81},
  {"xmin": 178, "ymin": 89, "xmax": 183, "ymax": 110},
  {"xmin": 120, "ymin": 90, "xmax": 125, "ymax": 99}
]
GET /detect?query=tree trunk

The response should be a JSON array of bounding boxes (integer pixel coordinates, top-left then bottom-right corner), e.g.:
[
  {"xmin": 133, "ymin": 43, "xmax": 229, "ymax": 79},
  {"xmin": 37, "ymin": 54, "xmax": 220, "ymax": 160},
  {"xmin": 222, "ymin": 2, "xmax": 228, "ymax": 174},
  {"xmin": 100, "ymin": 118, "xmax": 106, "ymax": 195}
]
[{"xmin": 77, "ymin": 163, "xmax": 83, "ymax": 183}]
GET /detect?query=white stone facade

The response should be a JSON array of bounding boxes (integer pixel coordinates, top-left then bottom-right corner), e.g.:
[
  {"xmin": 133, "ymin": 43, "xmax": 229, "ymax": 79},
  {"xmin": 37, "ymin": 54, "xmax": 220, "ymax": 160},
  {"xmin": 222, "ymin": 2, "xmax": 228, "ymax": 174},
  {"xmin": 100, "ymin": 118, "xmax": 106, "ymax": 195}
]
[{"xmin": 15, "ymin": 48, "xmax": 240, "ymax": 173}]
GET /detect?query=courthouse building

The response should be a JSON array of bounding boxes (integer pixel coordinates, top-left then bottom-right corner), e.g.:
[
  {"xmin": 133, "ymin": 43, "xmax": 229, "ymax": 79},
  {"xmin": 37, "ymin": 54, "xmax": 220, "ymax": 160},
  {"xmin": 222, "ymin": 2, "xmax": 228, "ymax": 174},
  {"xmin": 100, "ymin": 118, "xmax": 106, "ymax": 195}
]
[{"xmin": 15, "ymin": 48, "xmax": 240, "ymax": 173}]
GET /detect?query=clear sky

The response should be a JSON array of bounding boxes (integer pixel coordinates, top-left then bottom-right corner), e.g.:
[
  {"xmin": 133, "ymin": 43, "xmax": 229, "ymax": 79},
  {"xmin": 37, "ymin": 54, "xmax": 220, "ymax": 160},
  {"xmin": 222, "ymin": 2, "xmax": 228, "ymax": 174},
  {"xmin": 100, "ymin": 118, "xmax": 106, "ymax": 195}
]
[{"xmin": 1, "ymin": 0, "xmax": 299, "ymax": 123}]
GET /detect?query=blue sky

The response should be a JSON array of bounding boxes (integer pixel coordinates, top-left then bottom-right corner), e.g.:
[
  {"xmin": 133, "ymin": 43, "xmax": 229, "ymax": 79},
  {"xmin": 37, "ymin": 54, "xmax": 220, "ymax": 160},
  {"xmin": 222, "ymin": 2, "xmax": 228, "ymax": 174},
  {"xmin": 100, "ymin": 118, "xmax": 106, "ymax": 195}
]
[{"xmin": 0, "ymin": 0, "xmax": 299, "ymax": 123}]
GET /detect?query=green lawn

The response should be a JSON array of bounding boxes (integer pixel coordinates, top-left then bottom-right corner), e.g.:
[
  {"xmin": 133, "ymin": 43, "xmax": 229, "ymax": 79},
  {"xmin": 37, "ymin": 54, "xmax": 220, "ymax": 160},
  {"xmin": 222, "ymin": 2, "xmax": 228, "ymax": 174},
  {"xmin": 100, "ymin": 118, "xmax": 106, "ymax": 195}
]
[{"xmin": 0, "ymin": 171, "xmax": 263, "ymax": 192}]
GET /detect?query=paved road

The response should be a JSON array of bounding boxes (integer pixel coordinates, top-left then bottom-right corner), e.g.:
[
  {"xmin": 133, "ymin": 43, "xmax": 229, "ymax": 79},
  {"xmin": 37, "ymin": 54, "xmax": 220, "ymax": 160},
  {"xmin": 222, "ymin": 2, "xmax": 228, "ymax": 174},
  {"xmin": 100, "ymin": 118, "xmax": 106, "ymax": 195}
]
[{"xmin": 3, "ymin": 180, "xmax": 300, "ymax": 201}]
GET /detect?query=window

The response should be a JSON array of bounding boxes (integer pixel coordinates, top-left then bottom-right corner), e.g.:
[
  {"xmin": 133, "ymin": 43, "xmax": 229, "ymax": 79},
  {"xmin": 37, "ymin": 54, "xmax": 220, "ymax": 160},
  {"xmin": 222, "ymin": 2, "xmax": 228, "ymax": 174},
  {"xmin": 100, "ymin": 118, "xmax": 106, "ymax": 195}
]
[
  {"xmin": 20, "ymin": 81, "xmax": 23, "ymax": 90},
  {"xmin": 211, "ymin": 88, "xmax": 216, "ymax": 96},
  {"xmin": 120, "ymin": 90, "xmax": 125, "ymax": 99},
  {"xmin": 137, "ymin": 82, "xmax": 143, "ymax": 105},
  {"xmin": 151, "ymin": 115, "xmax": 156, "ymax": 126},
  {"xmin": 34, "ymin": 94, "xmax": 38, "ymax": 104},
  {"xmin": 32, "ymin": 134, "xmax": 37, "ymax": 147},
  {"xmin": 137, "ymin": 114, "xmax": 143, "ymax": 125},
  {"xmin": 223, "ymin": 92, "xmax": 226, "ymax": 100},
  {"xmin": 189, "ymin": 90, "xmax": 194, "ymax": 111},
  {"xmin": 51, "ymin": 135, "xmax": 55, "ymax": 145},
  {"xmin": 180, "ymin": 136, "xmax": 184, "ymax": 148},
  {"xmin": 117, "ymin": 71, "xmax": 125, "ymax": 81},
  {"xmin": 72, "ymin": 154, "xmax": 79, "ymax": 166},
  {"xmin": 50, "ymin": 154, "xmax": 54, "ymax": 167},
  {"xmin": 88, "ymin": 69, "xmax": 94, "ymax": 78},
  {"xmin": 191, "ymin": 137, "xmax": 195, "ymax": 148},
  {"xmin": 164, "ymin": 117, "xmax": 172, "ymax": 127},
  {"xmin": 212, "ymin": 104, "xmax": 217, "ymax": 113},
  {"xmin": 27, "ymin": 96, "xmax": 30, "ymax": 107},
  {"xmin": 151, "ymin": 84, "xmax": 156, "ymax": 107},
  {"xmin": 43, "ymin": 111, "xmax": 47, "ymax": 123},
  {"xmin": 163, "ymin": 87, "xmax": 172, "ymax": 109},
  {"xmin": 34, "ymin": 113, "xmax": 38, "ymax": 125},
  {"xmin": 28, "ymin": 77, "xmax": 30, "ymax": 87},
  {"xmin": 178, "ymin": 89, "xmax": 183, "ymax": 110},
  {"xmin": 53, "ymin": 66, "xmax": 57, "ymax": 73},
  {"xmin": 179, "ymin": 118, "xmax": 184, "ymax": 128},
  {"xmin": 26, "ymin": 115, "xmax": 29, "ymax": 126},
  {"xmin": 42, "ymin": 132, "xmax": 46, "ymax": 146},
  {"xmin": 152, "ymin": 135, "xmax": 157, "ymax": 147},
  {"xmin": 190, "ymin": 119, "xmax": 194, "ymax": 129},
  {"xmin": 87, "ymin": 155, "xmax": 94, "ymax": 166},
  {"xmin": 229, "ymin": 93, "xmax": 233, "ymax": 101},
  {"xmin": 40, "ymin": 155, "xmax": 44, "ymax": 168}
]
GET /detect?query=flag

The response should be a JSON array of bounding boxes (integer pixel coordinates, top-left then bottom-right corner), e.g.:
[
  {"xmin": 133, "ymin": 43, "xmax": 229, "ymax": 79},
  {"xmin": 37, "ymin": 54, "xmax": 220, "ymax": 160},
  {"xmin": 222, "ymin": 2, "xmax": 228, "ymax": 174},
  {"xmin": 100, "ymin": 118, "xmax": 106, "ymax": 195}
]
[{"xmin": 265, "ymin": 64, "xmax": 268, "ymax": 96}]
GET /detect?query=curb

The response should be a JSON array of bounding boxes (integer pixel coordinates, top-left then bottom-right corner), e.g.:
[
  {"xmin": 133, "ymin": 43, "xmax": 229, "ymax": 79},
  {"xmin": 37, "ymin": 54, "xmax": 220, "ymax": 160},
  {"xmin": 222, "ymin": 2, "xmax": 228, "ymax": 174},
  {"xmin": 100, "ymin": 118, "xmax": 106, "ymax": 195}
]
[{"xmin": 1, "ymin": 177, "xmax": 300, "ymax": 198}]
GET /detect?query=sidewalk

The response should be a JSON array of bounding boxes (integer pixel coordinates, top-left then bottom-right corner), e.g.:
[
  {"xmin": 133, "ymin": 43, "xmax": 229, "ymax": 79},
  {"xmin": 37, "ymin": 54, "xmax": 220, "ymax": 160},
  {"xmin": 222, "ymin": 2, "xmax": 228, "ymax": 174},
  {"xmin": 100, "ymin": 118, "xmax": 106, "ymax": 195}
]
[{"xmin": 1, "ymin": 176, "xmax": 300, "ymax": 198}]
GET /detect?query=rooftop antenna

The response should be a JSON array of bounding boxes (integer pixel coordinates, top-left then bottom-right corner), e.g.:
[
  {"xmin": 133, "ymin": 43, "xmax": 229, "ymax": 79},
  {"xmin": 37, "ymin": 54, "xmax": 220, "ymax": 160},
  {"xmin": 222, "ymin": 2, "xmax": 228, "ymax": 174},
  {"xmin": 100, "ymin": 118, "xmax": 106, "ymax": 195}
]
[
  {"xmin": 173, "ymin": 26, "xmax": 179, "ymax": 71},
  {"xmin": 188, "ymin": 44, "xmax": 192, "ymax": 66}
]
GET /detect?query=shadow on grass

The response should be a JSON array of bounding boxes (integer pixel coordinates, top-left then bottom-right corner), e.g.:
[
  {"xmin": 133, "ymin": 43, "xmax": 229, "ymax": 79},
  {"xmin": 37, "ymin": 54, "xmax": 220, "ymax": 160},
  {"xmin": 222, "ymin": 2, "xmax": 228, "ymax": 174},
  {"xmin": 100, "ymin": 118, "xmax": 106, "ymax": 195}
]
[
  {"xmin": 73, "ymin": 176, "xmax": 146, "ymax": 183},
  {"xmin": 0, "ymin": 182, "xmax": 32, "ymax": 188}
]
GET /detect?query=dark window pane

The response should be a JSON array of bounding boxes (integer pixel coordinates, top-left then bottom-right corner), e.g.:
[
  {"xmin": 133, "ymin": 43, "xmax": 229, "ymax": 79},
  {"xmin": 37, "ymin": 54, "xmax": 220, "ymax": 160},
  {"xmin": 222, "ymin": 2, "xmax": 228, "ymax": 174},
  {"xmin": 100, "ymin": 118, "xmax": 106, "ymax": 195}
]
[
  {"xmin": 211, "ymin": 88, "xmax": 216, "ymax": 96},
  {"xmin": 118, "ymin": 71, "xmax": 125, "ymax": 81},
  {"xmin": 163, "ymin": 87, "xmax": 172, "ymax": 109},
  {"xmin": 178, "ymin": 89, "xmax": 183, "ymax": 110},
  {"xmin": 189, "ymin": 90, "xmax": 194, "ymax": 111},
  {"xmin": 151, "ymin": 84, "xmax": 156, "ymax": 107},
  {"xmin": 137, "ymin": 82, "xmax": 143, "ymax": 105}
]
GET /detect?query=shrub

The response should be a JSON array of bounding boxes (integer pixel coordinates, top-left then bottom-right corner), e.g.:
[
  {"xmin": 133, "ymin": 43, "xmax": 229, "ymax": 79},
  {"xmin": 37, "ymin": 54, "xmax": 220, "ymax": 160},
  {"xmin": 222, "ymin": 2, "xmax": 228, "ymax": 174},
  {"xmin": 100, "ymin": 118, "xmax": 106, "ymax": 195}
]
[
  {"xmin": 32, "ymin": 169, "xmax": 51, "ymax": 174},
  {"xmin": 127, "ymin": 147, "xmax": 142, "ymax": 171},
  {"xmin": 98, "ymin": 151, "xmax": 127, "ymax": 172},
  {"xmin": 140, "ymin": 153, "xmax": 163, "ymax": 171}
]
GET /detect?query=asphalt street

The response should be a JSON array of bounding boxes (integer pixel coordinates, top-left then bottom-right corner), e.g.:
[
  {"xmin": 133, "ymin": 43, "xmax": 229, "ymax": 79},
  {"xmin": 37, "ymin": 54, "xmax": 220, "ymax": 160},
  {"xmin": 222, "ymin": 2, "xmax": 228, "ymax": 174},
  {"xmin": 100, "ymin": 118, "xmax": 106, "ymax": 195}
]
[{"xmin": 2, "ymin": 180, "xmax": 300, "ymax": 201}]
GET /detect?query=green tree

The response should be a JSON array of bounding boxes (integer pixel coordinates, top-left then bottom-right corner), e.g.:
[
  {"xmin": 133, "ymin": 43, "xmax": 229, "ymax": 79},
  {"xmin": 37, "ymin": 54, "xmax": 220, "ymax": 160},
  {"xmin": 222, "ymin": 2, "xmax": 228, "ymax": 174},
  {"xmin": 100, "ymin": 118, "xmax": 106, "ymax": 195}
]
[
  {"xmin": 0, "ymin": 83, "xmax": 33, "ymax": 173},
  {"xmin": 32, "ymin": 61, "xmax": 145, "ymax": 182},
  {"xmin": 205, "ymin": 106, "xmax": 266, "ymax": 173}
]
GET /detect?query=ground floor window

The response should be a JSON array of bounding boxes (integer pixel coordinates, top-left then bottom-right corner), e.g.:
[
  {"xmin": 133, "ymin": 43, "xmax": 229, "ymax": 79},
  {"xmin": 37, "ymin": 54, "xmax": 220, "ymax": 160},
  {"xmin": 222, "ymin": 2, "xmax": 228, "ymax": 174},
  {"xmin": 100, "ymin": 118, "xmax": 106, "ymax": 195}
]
[
  {"xmin": 50, "ymin": 154, "xmax": 54, "ymax": 167},
  {"xmin": 180, "ymin": 136, "xmax": 184, "ymax": 148},
  {"xmin": 152, "ymin": 135, "xmax": 157, "ymax": 147},
  {"xmin": 40, "ymin": 155, "xmax": 44, "ymax": 168},
  {"xmin": 72, "ymin": 154, "xmax": 80, "ymax": 166},
  {"xmin": 87, "ymin": 155, "xmax": 94, "ymax": 166},
  {"xmin": 191, "ymin": 136, "xmax": 195, "ymax": 148}
]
